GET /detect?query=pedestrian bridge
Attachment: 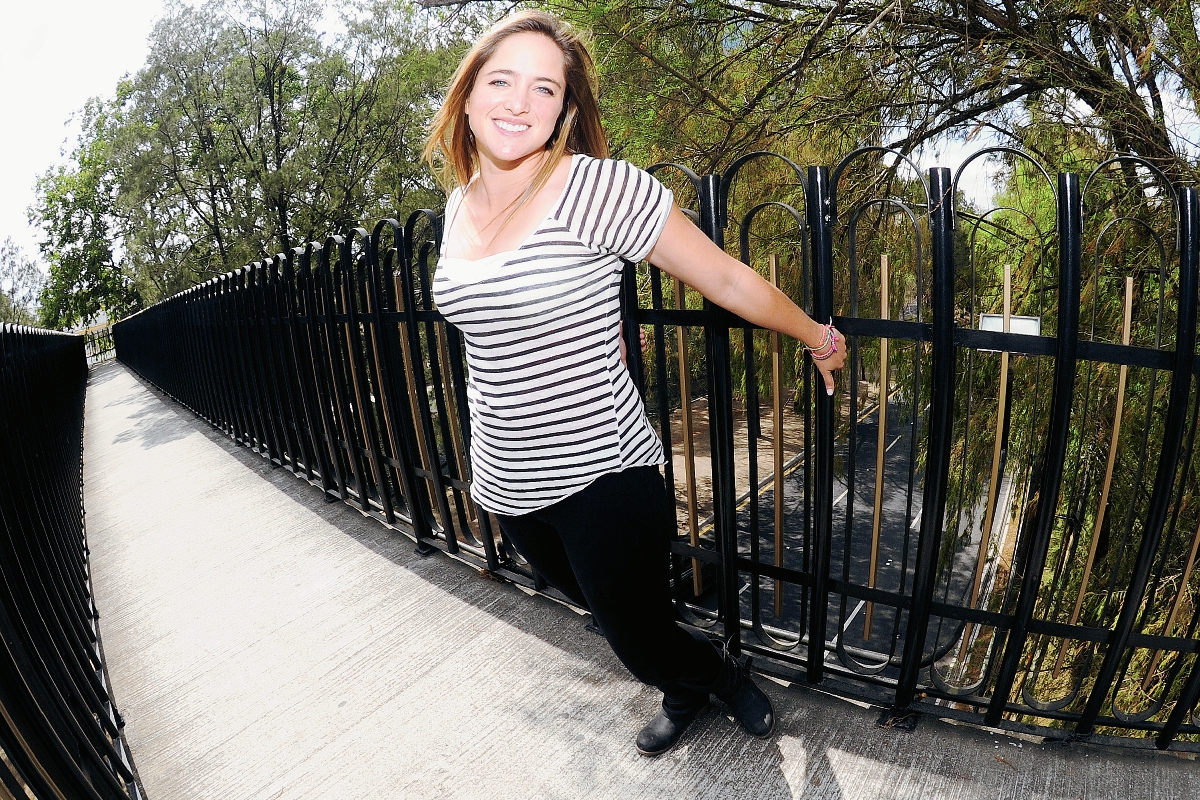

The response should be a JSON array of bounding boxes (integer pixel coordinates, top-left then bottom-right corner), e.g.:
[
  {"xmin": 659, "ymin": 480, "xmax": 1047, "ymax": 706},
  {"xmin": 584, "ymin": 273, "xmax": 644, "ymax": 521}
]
[
  {"xmin": 79, "ymin": 362, "xmax": 1195, "ymax": 798},
  {"xmin": 9, "ymin": 148, "xmax": 1200, "ymax": 798}
]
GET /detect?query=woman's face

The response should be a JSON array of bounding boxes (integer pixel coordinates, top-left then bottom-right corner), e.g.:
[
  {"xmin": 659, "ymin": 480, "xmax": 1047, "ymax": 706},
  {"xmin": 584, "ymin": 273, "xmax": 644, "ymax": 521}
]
[{"xmin": 465, "ymin": 31, "xmax": 567, "ymax": 169}]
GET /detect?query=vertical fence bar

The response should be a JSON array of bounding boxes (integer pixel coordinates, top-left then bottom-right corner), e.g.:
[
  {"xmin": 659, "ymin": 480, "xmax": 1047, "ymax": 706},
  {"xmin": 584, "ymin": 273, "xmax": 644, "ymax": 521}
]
[
  {"xmin": 296, "ymin": 245, "xmax": 340, "ymax": 496},
  {"xmin": 360, "ymin": 225, "xmax": 406, "ymax": 526},
  {"xmin": 893, "ymin": 168, "xmax": 957, "ymax": 710},
  {"xmin": 806, "ymin": 165, "xmax": 834, "ymax": 682},
  {"xmin": 675, "ymin": 279, "xmax": 703, "ymax": 596},
  {"xmin": 269, "ymin": 255, "xmax": 310, "ymax": 476},
  {"xmin": 249, "ymin": 262, "xmax": 287, "ymax": 466},
  {"xmin": 318, "ymin": 242, "xmax": 360, "ymax": 502},
  {"xmin": 986, "ymin": 172, "xmax": 1083, "ymax": 726},
  {"xmin": 1082, "ymin": 185, "xmax": 1198, "ymax": 739},
  {"xmin": 771, "ymin": 254, "xmax": 786, "ymax": 617},
  {"xmin": 372, "ymin": 220, "xmax": 440, "ymax": 548},
  {"xmin": 232, "ymin": 268, "xmax": 269, "ymax": 457},
  {"xmin": 399, "ymin": 214, "xmax": 457, "ymax": 551},
  {"xmin": 204, "ymin": 281, "xmax": 235, "ymax": 438},
  {"xmin": 341, "ymin": 233, "xmax": 391, "ymax": 519},
  {"xmin": 700, "ymin": 172, "xmax": 741, "ymax": 653},
  {"xmin": 219, "ymin": 274, "xmax": 249, "ymax": 446},
  {"xmin": 265, "ymin": 258, "xmax": 302, "ymax": 469},
  {"xmin": 864, "ymin": 253, "xmax": 889, "ymax": 640}
]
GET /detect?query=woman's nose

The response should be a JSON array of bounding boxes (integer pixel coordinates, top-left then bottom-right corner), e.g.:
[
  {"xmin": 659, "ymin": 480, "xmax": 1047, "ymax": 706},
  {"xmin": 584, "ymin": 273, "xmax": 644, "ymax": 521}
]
[{"xmin": 504, "ymin": 88, "xmax": 529, "ymax": 114}]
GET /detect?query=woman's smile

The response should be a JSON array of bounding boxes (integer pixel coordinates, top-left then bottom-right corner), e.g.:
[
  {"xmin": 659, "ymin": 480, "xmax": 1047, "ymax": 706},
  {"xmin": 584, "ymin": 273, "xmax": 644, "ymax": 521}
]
[{"xmin": 493, "ymin": 118, "xmax": 531, "ymax": 133}]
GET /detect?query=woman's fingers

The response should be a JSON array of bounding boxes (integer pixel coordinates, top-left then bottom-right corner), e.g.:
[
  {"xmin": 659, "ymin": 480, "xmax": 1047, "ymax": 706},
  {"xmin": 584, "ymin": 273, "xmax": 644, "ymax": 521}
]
[
  {"xmin": 815, "ymin": 328, "xmax": 846, "ymax": 395},
  {"xmin": 819, "ymin": 364, "xmax": 836, "ymax": 395}
]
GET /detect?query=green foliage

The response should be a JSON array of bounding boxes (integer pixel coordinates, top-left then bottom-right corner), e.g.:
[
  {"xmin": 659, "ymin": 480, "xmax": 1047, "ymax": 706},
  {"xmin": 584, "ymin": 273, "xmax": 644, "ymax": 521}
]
[
  {"xmin": 31, "ymin": 99, "xmax": 140, "ymax": 330},
  {"xmin": 544, "ymin": 0, "xmax": 1200, "ymax": 189},
  {"xmin": 31, "ymin": 0, "xmax": 486, "ymax": 315},
  {"xmin": 0, "ymin": 238, "xmax": 44, "ymax": 326},
  {"xmin": 109, "ymin": 0, "xmax": 472, "ymax": 299}
]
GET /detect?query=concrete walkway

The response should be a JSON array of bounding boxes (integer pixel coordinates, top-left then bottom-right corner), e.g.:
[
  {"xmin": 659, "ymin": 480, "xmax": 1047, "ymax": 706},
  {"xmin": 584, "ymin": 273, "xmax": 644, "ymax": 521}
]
[{"xmin": 83, "ymin": 361, "xmax": 1197, "ymax": 800}]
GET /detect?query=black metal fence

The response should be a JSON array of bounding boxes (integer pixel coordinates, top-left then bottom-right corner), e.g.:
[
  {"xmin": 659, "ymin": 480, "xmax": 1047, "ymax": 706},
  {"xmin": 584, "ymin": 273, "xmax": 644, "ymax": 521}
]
[
  {"xmin": 0, "ymin": 324, "xmax": 143, "ymax": 798},
  {"xmin": 82, "ymin": 323, "xmax": 115, "ymax": 366},
  {"xmin": 113, "ymin": 150, "xmax": 1200, "ymax": 749}
]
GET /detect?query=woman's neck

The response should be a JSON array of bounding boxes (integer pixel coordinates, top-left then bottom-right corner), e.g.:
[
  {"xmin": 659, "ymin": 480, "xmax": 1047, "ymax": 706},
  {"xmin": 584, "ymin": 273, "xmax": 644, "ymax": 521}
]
[{"xmin": 472, "ymin": 150, "xmax": 550, "ymax": 212}]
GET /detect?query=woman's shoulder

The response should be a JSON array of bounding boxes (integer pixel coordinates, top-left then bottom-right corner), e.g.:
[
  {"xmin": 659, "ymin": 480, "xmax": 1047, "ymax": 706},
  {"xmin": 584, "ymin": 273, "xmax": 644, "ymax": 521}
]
[
  {"xmin": 570, "ymin": 153, "xmax": 650, "ymax": 177},
  {"xmin": 562, "ymin": 154, "xmax": 664, "ymax": 201},
  {"xmin": 442, "ymin": 184, "xmax": 464, "ymax": 217}
]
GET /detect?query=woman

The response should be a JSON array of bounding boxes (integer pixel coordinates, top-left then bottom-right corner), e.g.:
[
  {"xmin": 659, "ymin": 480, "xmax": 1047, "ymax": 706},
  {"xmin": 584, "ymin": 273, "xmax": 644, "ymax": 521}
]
[{"xmin": 424, "ymin": 10, "xmax": 845, "ymax": 757}]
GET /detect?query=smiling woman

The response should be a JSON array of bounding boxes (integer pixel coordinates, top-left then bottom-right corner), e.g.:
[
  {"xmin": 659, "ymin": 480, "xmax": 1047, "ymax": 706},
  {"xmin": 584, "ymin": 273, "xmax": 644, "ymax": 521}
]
[{"xmin": 422, "ymin": 9, "xmax": 845, "ymax": 758}]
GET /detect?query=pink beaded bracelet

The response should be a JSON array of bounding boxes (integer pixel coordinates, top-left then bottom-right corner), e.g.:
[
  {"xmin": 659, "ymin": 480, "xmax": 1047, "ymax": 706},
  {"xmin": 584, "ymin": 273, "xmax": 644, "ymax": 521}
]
[{"xmin": 807, "ymin": 321, "xmax": 838, "ymax": 361}]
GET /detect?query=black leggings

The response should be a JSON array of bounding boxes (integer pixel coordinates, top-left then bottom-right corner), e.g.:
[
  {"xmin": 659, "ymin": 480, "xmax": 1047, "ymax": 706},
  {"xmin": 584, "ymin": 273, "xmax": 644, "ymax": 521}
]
[{"xmin": 495, "ymin": 466, "xmax": 722, "ymax": 713}]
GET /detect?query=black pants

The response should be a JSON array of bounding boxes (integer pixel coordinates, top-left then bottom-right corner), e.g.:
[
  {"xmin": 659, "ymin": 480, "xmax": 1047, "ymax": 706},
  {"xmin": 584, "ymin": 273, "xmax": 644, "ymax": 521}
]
[{"xmin": 495, "ymin": 466, "xmax": 722, "ymax": 717}]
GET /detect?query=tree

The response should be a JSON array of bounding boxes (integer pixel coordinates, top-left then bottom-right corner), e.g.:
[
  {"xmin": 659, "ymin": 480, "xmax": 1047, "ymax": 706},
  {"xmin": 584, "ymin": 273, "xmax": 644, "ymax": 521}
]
[
  {"xmin": 108, "ymin": 0, "xmax": 472, "ymax": 298},
  {"xmin": 481, "ymin": 0, "xmax": 1200, "ymax": 191},
  {"xmin": 29, "ymin": 1, "xmax": 483, "ymax": 311},
  {"xmin": 31, "ymin": 98, "xmax": 140, "ymax": 330},
  {"xmin": 0, "ymin": 238, "xmax": 44, "ymax": 326}
]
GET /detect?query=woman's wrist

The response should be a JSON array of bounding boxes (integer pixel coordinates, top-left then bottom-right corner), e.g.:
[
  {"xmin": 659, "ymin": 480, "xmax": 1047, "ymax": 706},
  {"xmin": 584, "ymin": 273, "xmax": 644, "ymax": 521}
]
[
  {"xmin": 799, "ymin": 316, "xmax": 827, "ymax": 351},
  {"xmin": 801, "ymin": 319, "xmax": 838, "ymax": 362}
]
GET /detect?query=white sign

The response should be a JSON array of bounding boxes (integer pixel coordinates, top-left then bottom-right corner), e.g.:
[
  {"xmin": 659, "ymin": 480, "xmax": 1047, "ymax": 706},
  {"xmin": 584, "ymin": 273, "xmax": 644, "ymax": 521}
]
[{"xmin": 979, "ymin": 314, "xmax": 1042, "ymax": 336}]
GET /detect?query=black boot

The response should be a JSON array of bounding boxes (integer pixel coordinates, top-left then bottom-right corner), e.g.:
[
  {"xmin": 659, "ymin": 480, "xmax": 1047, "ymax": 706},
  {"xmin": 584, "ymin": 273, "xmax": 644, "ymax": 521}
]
[
  {"xmin": 710, "ymin": 644, "xmax": 775, "ymax": 738},
  {"xmin": 636, "ymin": 692, "xmax": 707, "ymax": 756}
]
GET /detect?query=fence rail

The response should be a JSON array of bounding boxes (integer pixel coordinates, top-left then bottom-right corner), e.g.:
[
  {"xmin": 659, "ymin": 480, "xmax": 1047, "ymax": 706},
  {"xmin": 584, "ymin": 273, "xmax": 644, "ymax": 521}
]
[
  {"xmin": 113, "ymin": 151, "xmax": 1200, "ymax": 749},
  {"xmin": 0, "ymin": 324, "xmax": 143, "ymax": 799}
]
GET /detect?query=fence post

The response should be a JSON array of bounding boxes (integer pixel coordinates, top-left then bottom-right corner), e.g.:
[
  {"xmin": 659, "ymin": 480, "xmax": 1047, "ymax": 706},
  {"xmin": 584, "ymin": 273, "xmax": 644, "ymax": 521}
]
[
  {"xmin": 279, "ymin": 251, "xmax": 321, "ymax": 484},
  {"xmin": 893, "ymin": 167, "xmax": 957, "ymax": 710},
  {"xmin": 986, "ymin": 172, "xmax": 1083, "ymax": 726},
  {"xmin": 806, "ymin": 165, "xmax": 834, "ymax": 682},
  {"xmin": 699, "ymin": 171, "xmax": 742, "ymax": 654}
]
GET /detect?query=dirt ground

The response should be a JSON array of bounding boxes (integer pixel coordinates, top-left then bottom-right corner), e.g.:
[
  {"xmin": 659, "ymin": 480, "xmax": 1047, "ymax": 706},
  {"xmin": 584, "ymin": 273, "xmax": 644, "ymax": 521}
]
[{"xmin": 663, "ymin": 392, "xmax": 809, "ymax": 536}]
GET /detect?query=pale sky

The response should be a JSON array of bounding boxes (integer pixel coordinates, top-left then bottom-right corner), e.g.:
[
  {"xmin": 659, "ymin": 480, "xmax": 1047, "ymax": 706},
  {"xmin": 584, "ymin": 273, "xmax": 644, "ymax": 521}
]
[{"xmin": 0, "ymin": 1, "xmax": 165, "ymax": 267}]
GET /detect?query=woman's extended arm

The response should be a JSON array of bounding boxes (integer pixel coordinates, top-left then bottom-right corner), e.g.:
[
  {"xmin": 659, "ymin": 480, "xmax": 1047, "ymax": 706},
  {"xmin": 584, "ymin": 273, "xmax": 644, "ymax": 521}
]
[{"xmin": 646, "ymin": 203, "xmax": 847, "ymax": 393}]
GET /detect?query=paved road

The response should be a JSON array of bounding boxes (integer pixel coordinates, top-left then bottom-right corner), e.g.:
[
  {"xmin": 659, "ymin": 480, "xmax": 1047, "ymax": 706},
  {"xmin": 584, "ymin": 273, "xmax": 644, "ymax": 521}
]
[{"xmin": 83, "ymin": 360, "xmax": 1197, "ymax": 799}]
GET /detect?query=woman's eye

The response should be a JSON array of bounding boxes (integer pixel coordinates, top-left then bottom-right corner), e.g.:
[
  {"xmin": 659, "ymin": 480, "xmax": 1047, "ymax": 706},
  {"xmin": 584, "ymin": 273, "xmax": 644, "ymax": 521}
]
[
  {"xmin": 490, "ymin": 79, "xmax": 508, "ymax": 87},
  {"xmin": 536, "ymin": 86, "xmax": 555, "ymax": 96}
]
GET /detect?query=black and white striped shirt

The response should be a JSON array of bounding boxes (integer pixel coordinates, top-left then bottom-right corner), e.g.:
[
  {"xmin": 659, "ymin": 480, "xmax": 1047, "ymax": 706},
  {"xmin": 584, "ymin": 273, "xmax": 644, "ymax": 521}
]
[{"xmin": 433, "ymin": 155, "xmax": 674, "ymax": 515}]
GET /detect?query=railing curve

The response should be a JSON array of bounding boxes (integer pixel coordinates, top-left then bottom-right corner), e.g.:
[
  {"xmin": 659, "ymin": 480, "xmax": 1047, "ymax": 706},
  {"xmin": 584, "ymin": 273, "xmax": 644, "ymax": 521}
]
[{"xmin": 0, "ymin": 324, "xmax": 144, "ymax": 798}]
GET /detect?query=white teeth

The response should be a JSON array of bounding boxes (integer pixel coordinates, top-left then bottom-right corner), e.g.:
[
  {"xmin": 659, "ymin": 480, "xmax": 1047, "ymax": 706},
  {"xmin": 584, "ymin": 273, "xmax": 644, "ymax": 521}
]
[{"xmin": 495, "ymin": 120, "xmax": 529, "ymax": 132}]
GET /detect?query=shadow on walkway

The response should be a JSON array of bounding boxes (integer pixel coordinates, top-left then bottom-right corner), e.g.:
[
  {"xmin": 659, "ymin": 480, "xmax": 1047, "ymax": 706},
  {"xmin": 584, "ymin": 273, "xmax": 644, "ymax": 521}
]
[{"xmin": 83, "ymin": 361, "xmax": 1197, "ymax": 800}]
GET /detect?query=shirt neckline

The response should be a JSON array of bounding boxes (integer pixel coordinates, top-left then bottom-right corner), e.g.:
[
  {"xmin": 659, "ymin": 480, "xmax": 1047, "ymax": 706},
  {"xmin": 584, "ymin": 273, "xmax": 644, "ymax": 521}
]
[{"xmin": 441, "ymin": 153, "xmax": 582, "ymax": 264}]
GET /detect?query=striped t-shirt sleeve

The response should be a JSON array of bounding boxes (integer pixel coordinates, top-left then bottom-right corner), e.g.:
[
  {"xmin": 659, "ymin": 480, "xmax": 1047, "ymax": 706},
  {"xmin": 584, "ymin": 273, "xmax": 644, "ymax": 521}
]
[{"xmin": 559, "ymin": 158, "xmax": 674, "ymax": 262}]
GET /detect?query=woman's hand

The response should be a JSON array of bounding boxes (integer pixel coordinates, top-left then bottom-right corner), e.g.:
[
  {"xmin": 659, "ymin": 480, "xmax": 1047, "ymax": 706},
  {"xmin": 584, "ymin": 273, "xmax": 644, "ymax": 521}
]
[
  {"xmin": 618, "ymin": 325, "xmax": 648, "ymax": 370},
  {"xmin": 806, "ymin": 323, "xmax": 846, "ymax": 396},
  {"xmin": 647, "ymin": 204, "xmax": 847, "ymax": 394}
]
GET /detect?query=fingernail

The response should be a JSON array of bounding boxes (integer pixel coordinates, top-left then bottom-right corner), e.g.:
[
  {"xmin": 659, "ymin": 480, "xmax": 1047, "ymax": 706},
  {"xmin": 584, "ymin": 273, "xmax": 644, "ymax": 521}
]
[{"xmin": 826, "ymin": 386, "xmax": 834, "ymax": 396}]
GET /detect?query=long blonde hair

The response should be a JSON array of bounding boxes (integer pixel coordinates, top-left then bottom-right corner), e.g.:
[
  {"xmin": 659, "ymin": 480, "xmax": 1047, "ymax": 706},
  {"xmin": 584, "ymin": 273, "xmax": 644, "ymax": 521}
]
[{"xmin": 424, "ymin": 10, "xmax": 609, "ymax": 206}]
